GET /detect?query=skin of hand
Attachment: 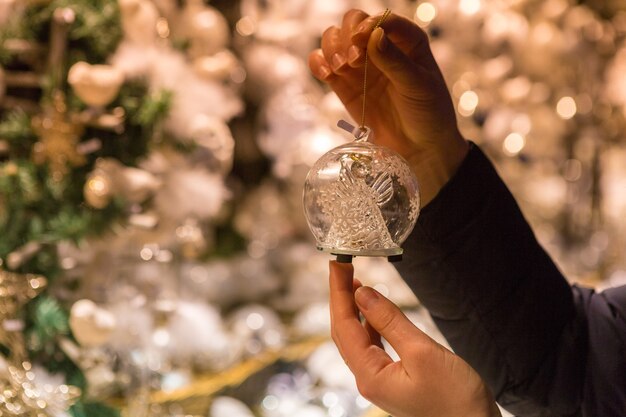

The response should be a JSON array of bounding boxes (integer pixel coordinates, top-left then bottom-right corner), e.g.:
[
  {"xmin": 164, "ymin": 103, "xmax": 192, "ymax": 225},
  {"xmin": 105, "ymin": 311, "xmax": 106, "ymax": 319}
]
[
  {"xmin": 329, "ymin": 261, "xmax": 502, "ymax": 417},
  {"xmin": 309, "ymin": 9, "xmax": 469, "ymax": 206}
]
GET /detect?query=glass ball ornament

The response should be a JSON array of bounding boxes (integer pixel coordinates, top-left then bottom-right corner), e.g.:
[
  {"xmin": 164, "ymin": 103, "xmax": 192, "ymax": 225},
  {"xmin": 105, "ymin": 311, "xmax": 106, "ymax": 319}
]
[{"xmin": 303, "ymin": 122, "xmax": 420, "ymax": 262}]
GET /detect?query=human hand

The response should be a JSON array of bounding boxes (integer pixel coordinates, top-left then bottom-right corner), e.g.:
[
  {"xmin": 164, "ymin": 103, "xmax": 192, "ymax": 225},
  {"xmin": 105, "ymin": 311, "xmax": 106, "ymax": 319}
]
[
  {"xmin": 309, "ymin": 10, "xmax": 469, "ymax": 206},
  {"xmin": 329, "ymin": 261, "xmax": 501, "ymax": 417}
]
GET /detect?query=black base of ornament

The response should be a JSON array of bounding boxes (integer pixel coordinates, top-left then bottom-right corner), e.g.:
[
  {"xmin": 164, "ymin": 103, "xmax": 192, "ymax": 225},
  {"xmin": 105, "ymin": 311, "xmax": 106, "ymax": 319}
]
[
  {"xmin": 334, "ymin": 254, "xmax": 354, "ymax": 263},
  {"xmin": 387, "ymin": 254, "xmax": 403, "ymax": 263},
  {"xmin": 332, "ymin": 253, "xmax": 403, "ymax": 263}
]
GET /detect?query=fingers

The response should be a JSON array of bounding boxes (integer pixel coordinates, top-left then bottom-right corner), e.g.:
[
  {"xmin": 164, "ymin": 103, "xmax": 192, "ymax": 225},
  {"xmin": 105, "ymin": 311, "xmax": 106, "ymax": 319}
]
[
  {"xmin": 321, "ymin": 26, "xmax": 346, "ymax": 73},
  {"xmin": 366, "ymin": 27, "xmax": 430, "ymax": 90},
  {"xmin": 352, "ymin": 278, "xmax": 383, "ymax": 348},
  {"xmin": 352, "ymin": 12, "xmax": 437, "ymax": 72},
  {"xmin": 308, "ymin": 49, "xmax": 333, "ymax": 81},
  {"xmin": 365, "ymin": 319, "xmax": 384, "ymax": 349},
  {"xmin": 329, "ymin": 261, "xmax": 393, "ymax": 375},
  {"xmin": 355, "ymin": 285, "xmax": 432, "ymax": 360},
  {"xmin": 341, "ymin": 9, "xmax": 369, "ymax": 67},
  {"xmin": 308, "ymin": 49, "xmax": 364, "ymax": 118}
]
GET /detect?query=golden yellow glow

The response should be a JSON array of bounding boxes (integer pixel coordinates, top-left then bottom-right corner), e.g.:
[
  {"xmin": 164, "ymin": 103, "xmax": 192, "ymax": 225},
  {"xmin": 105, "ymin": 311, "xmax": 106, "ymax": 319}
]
[
  {"xmin": 503, "ymin": 132, "xmax": 526, "ymax": 155},
  {"xmin": 415, "ymin": 3, "xmax": 437, "ymax": 25},
  {"xmin": 459, "ymin": 0, "xmax": 481, "ymax": 15},
  {"xmin": 459, "ymin": 90, "xmax": 479, "ymax": 116},
  {"xmin": 556, "ymin": 96, "xmax": 577, "ymax": 119},
  {"xmin": 87, "ymin": 176, "xmax": 108, "ymax": 194}
]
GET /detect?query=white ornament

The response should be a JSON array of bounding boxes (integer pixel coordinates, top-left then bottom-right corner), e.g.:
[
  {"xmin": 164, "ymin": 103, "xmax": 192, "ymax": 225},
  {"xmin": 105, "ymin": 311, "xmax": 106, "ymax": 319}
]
[
  {"xmin": 69, "ymin": 299, "xmax": 116, "ymax": 347},
  {"xmin": 306, "ymin": 341, "xmax": 355, "ymax": 389},
  {"xmin": 192, "ymin": 50, "xmax": 240, "ymax": 81},
  {"xmin": 68, "ymin": 62, "xmax": 124, "ymax": 107},
  {"xmin": 180, "ymin": 0, "xmax": 230, "ymax": 58},
  {"xmin": 228, "ymin": 304, "xmax": 286, "ymax": 356},
  {"xmin": 211, "ymin": 396, "xmax": 255, "ymax": 417},
  {"xmin": 118, "ymin": 0, "xmax": 159, "ymax": 44},
  {"xmin": 85, "ymin": 158, "xmax": 161, "ymax": 207},
  {"xmin": 243, "ymin": 44, "xmax": 309, "ymax": 102},
  {"xmin": 154, "ymin": 167, "xmax": 229, "ymax": 222},
  {"xmin": 118, "ymin": 165, "xmax": 162, "ymax": 203},
  {"xmin": 292, "ymin": 302, "xmax": 330, "ymax": 337},
  {"xmin": 189, "ymin": 114, "xmax": 235, "ymax": 174},
  {"xmin": 166, "ymin": 301, "xmax": 242, "ymax": 371}
]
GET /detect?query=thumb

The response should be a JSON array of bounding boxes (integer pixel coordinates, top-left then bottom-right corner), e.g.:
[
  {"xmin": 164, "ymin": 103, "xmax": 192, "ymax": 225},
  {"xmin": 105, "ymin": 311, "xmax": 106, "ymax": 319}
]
[
  {"xmin": 367, "ymin": 27, "xmax": 428, "ymax": 90},
  {"xmin": 355, "ymin": 286, "xmax": 430, "ymax": 357}
]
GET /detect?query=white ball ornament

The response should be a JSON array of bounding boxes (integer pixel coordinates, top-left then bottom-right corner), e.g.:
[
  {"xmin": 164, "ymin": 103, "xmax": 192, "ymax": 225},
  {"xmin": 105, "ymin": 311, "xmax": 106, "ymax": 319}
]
[
  {"xmin": 210, "ymin": 397, "xmax": 255, "ymax": 417},
  {"xmin": 68, "ymin": 62, "xmax": 124, "ymax": 107},
  {"xmin": 192, "ymin": 50, "xmax": 240, "ymax": 81},
  {"xmin": 118, "ymin": 0, "xmax": 159, "ymax": 44},
  {"xmin": 228, "ymin": 304, "xmax": 286, "ymax": 356},
  {"xmin": 118, "ymin": 165, "xmax": 162, "ymax": 203},
  {"xmin": 243, "ymin": 44, "xmax": 309, "ymax": 102},
  {"xmin": 189, "ymin": 114, "xmax": 235, "ymax": 174},
  {"xmin": 181, "ymin": 0, "xmax": 230, "ymax": 59},
  {"xmin": 69, "ymin": 299, "xmax": 116, "ymax": 347}
]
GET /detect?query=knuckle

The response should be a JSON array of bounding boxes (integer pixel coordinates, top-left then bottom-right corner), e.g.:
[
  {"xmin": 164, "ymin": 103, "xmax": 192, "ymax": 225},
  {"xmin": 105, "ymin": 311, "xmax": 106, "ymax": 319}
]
[
  {"xmin": 377, "ymin": 307, "xmax": 400, "ymax": 333},
  {"xmin": 344, "ymin": 8, "xmax": 367, "ymax": 21},
  {"xmin": 322, "ymin": 25, "xmax": 339, "ymax": 39},
  {"xmin": 355, "ymin": 378, "xmax": 377, "ymax": 402}
]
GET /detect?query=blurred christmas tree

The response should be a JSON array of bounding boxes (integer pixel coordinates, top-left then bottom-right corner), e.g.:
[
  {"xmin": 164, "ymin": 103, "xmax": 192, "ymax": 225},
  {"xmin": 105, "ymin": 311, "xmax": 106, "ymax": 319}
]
[{"xmin": 0, "ymin": 0, "xmax": 625, "ymax": 417}]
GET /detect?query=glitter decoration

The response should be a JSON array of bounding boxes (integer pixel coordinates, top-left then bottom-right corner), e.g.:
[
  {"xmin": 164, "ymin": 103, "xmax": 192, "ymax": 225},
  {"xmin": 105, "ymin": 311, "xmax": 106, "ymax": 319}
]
[
  {"xmin": 0, "ymin": 270, "xmax": 47, "ymax": 362},
  {"xmin": 31, "ymin": 91, "xmax": 85, "ymax": 182},
  {"xmin": 0, "ymin": 359, "xmax": 80, "ymax": 417}
]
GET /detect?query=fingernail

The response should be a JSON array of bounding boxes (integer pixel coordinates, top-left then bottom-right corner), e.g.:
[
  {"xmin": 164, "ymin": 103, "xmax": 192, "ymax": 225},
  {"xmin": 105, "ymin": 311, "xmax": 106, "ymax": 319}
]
[
  {"xmin": 353, "ymin": 22, "xmax": 368, "ymax": 37},
  {"xmin": 331, "ymin": 53, "xmax": 347, "ymax": 71},
  {"xmin": 376, "ymin": 28, "xmax": 388, "ymax": 52},
  {"xmin": 347, "ymin": 45, "xmax": 362, "ymax": 64},
  {"xmin": 355, "ymin": 286, "xmax": 379, "ymax": 311},
  {"xmin": 318, "ymin": 65, "xmax": 332, "ymax": 79}
]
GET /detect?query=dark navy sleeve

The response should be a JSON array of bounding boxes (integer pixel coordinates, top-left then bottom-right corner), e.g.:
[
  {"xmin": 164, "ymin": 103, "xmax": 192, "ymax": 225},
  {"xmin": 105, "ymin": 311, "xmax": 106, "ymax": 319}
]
[
  {"xmin": 574, "ymin": 285, "xmax": 626, "ymax": 417},
  {"xmin": 393, "ymin": 143, "xmax": 624, "ymax": 416}
]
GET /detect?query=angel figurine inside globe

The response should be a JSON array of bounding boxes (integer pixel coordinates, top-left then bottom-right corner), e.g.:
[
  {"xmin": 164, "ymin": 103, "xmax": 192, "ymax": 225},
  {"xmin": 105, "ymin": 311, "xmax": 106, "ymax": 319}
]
[{"xmin": 303, "ymin": 121, "xmax": 420, "ymax": 263}]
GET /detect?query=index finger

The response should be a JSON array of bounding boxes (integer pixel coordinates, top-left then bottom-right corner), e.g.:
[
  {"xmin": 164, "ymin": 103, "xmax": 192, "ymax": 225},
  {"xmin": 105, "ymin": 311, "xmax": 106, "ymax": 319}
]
[
  {"xmin": 352, "ymin": 12, "xmax": 438, "ymax": 72},
  {"xmin": 329, "ymin": 261, "xmax": 392, "ymax": 375}
]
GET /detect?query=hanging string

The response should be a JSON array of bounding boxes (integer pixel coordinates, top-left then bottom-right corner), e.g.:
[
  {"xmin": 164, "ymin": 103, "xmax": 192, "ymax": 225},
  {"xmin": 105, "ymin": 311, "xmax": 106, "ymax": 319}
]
[{"xmin": 360, "ymin": 8, "xmax": 392, "ymax": 129}]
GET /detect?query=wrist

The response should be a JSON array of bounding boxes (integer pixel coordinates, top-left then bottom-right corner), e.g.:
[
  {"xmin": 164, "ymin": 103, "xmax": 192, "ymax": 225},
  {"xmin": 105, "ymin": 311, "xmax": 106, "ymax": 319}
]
[{"xmin": 466, "ymin": 384, "xmax": 502, "ymax": 417}]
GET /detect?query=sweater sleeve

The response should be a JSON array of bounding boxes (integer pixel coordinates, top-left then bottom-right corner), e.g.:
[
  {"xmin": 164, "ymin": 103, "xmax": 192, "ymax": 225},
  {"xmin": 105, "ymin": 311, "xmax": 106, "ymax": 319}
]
[{"xmin": 394, "ymin": 143, "xmax": 587, "ymax": 416}]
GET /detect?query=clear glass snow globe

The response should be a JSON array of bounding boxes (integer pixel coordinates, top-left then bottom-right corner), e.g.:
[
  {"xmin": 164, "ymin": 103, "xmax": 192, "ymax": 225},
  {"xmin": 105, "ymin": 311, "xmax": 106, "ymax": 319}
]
[{"xmin": 303, "ymin": 123, "xmax": 420, "ymax": 262}]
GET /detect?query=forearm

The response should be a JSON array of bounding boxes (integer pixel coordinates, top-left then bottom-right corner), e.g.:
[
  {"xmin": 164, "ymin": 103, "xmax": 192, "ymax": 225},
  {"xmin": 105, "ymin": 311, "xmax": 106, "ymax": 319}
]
[{"xmin": 395, "ymin": 143, "xmax": 586, "ymax": 415}]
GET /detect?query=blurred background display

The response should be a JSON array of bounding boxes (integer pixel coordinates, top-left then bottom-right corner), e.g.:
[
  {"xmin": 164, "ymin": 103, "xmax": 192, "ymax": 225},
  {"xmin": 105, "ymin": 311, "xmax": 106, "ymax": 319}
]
[{"xmin": 0, "ymin": 0, "xmax": 624, "ymax": 416}]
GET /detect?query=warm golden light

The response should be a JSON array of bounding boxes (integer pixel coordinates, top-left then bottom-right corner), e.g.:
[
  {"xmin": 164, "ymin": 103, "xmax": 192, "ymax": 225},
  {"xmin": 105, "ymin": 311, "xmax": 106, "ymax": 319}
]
[
  {"xmin": 556, "ymin": 96, "xmax": 577, "ymax": 119},
  {"xmin": 87, "ymin": 176, "xmax": 108, "ymax": 194},
  {"xmin": 459, "ymin": 90, "xmax": 479, "ymax": 116},
  {"xmin": 459, "ymin": 0, "xmax": 481, "ymax": 15},
  {"xmin": 415, "ymin": 3, "xmax": 437, "ymax": 26},
  {"xmin": 503, "ymin": 132, "xmax": 526, "ymax": 155}
]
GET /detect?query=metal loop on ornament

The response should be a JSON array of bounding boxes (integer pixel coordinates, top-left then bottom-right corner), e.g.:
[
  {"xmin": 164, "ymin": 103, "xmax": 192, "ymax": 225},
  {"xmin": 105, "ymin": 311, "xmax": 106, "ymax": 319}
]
[
  {"xmin": 354, "ymin": 126, "xmax": 371, "ymax": 142},
  {"xmin": 337, "ymin": 119, "xmax": 371, "ymax": 142}
]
